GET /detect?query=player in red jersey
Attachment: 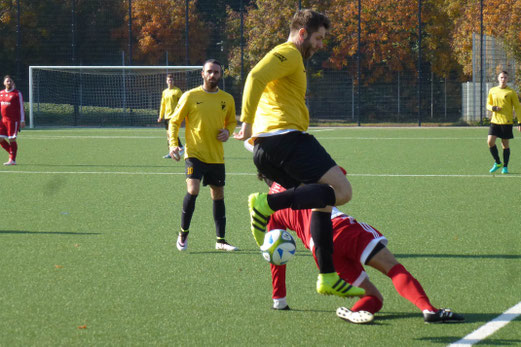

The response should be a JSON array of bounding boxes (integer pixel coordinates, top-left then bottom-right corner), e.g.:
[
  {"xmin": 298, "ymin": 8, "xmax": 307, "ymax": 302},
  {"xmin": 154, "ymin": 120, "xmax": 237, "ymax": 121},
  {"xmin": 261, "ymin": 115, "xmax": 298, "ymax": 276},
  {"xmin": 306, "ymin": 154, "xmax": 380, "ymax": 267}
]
[
  {"xmin": 263, "ymin": 177, "xmax": 464, "ymax": 324},
  {"xmin": 0, "ymin": 75, "xmax": 25, "ymax": 165}
]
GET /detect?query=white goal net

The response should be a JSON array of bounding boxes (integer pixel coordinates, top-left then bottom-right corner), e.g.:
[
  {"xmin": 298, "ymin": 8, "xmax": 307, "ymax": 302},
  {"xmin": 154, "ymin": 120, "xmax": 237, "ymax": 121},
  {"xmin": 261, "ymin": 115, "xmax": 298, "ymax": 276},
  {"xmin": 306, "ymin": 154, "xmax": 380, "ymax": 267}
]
[{"xmin": 29, "ymin": 66, "xmax": 202, "ymax": 128}]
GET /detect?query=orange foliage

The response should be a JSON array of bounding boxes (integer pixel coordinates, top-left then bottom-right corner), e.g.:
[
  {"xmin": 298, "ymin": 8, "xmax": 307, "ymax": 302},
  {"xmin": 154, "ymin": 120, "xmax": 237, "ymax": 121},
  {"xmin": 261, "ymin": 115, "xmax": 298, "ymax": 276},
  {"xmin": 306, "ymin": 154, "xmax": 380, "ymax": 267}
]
[
  {"xmin": 327, "ymin": 0, "xmax": 458, "ymax": 82},
  {"xmin": 225, "ymin": 0, "xmax": 328, "ymax": 80},
  {"xmin": 113, "ymin": 0, "xmax": 209, "ymax": 65},
  {"xmin": 449, "ymin": 0, "xmax": 521, "ymax": 79}
]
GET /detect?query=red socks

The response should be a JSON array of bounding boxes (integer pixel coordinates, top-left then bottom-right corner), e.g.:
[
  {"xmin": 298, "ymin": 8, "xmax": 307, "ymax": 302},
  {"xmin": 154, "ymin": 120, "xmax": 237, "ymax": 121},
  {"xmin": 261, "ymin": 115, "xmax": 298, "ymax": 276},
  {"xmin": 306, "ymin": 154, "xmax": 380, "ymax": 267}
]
[
  {"xmin": 351, "ymin": 295, "xmax": 383, "ymax": 314},
  {"xmin": 9, "ymin": 141, "xmax": 17, "ymax": 160},
  {"xmin": 0, "ymin": 140, "xmax": 10, "ymax": 154},
  {"xmin": 387, "ymin": 264, "xmax": 436, "ymax": 312}
]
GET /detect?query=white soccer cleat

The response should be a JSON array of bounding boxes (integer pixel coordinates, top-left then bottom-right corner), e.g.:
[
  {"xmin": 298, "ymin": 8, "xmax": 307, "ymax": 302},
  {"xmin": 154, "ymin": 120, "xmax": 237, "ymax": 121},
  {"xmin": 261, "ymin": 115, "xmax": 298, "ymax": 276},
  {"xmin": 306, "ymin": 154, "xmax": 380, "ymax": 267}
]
[
  {"xmin": 215, "ymin": 241, "xmax": 238, "ymax": 251},
  {"xmin": 176, "ymin": 233, "xmax": 188, "ymax": 251},
  {"xmin": 3, "ymin": 159, "xmax": 16, "ymax": 166},
  {"xmin": 336, "ymin": 307, "xmax": 374, "ymax": 324}
]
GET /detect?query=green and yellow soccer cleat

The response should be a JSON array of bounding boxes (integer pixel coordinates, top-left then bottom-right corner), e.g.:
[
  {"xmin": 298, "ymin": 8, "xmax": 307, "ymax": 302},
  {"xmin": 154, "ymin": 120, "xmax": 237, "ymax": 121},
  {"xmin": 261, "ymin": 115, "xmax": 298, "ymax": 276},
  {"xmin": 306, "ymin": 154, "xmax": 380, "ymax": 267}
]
[
  {"xmin": 501, "ymin": 166, "xmax": 509, "ymax": 174},
  {"xmin": 248, "ymin": 193, "xmax": 274, "ymax": 246},
  {"xmin": 316, "ymin": 273, "xmax": 365, "ymax": 297}
]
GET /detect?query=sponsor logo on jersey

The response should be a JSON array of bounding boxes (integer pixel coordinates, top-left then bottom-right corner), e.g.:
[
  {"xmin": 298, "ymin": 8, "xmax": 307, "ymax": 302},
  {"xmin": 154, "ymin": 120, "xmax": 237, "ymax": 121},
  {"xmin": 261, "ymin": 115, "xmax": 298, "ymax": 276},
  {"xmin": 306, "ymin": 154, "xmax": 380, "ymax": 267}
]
[{"xmin": 273, "ymin": 52, "xmax": 287, "ymax": 62}]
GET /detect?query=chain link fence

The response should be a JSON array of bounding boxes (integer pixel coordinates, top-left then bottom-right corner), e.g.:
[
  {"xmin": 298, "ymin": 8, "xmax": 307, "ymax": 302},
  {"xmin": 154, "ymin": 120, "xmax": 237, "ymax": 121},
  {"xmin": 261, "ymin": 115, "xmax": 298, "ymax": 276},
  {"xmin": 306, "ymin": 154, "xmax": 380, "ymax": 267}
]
[{"xmin": 0, "ymin": 0, "xmax": 512, "ymax": 126}]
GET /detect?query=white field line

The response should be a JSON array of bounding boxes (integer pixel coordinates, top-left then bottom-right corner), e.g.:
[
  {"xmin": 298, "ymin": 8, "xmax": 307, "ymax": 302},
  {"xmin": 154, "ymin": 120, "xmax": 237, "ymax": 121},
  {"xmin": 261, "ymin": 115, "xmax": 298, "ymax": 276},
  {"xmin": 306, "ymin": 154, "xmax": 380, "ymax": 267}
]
[
  {"xmin": 0, "ymin": 171, "xmax": 520, "ymax": 178},
  {"xmin": 23, "ymin": 135, "xmax": 164, "ymax": 139},
  {"xmin": 448, "ymin": 301, "xmax": 521, "ymax": 347},
  {"xmin": 22, "ymin": 135, "xmax": 484, "ymax": 140}
]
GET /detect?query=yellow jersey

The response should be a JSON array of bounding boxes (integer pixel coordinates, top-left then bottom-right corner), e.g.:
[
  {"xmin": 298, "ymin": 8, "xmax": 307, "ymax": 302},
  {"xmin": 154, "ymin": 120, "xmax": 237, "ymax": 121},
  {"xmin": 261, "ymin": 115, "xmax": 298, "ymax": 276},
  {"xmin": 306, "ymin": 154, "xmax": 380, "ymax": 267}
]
[
  {"xmin": 159, "ymin": 86, "xmax": 183, "ymax": 120},
  {"xmin": 486, "ymin": 86, "xmax": 521, "ymax": 125},
  {"xmin": 240, "ymin": 41, "xmax": 308, "ymax": 137},
  {"xmin": 169, "ymin": 86, "xmax": 236, "ymax": 164}
]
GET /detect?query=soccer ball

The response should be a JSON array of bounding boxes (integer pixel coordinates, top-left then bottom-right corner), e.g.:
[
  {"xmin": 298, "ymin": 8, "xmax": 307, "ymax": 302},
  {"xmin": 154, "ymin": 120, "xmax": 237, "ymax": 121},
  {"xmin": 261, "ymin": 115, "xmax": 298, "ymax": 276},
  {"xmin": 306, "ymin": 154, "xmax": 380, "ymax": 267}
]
[{"xmin": 260, "ymin": 229, "xmax": 296, "ymax": 265}]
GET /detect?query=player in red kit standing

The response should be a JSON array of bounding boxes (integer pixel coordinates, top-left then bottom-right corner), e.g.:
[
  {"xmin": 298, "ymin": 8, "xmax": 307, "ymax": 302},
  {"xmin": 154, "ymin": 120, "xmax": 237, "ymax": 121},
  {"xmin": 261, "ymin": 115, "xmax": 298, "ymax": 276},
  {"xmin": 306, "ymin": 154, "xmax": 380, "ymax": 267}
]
[{"xmin": 0, "ymin": 75, "xmax": 25, "ymax": 166}]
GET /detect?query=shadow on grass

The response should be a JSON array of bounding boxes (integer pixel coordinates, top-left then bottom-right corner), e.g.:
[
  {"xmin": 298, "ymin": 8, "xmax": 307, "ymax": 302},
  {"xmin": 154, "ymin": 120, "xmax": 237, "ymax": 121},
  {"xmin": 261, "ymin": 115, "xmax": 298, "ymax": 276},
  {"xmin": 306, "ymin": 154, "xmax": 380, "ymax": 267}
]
[
  {"xmin": 0, "ymin": 230, "xmax": 101, "ymax": 235},
  {"xmin": 187, "ymin": 249, "xmax": 312, "ymax": 256},
  {"xmin": 395, "ymin": 253, "xmax": 521, "ymax": 260}
]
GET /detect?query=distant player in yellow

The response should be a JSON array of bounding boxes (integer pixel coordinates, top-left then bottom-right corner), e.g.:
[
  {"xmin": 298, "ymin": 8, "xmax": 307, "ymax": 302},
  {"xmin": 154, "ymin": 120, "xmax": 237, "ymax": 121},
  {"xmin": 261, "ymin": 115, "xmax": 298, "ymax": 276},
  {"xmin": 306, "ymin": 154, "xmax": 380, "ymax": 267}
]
[
  {"xmin": 234, "ymin": 9, "xmax": 364, "ymax": 298},
  {"xmin": 157, "ymin": 73, "xmax": 183, "ymax": 159},
  {"xmin": 486, "ymin": 71, "xmax": 521, "ymax": 174},
  {"xmin": 169, "ymin": 59, "xmax": 238, "ymax": 251}
]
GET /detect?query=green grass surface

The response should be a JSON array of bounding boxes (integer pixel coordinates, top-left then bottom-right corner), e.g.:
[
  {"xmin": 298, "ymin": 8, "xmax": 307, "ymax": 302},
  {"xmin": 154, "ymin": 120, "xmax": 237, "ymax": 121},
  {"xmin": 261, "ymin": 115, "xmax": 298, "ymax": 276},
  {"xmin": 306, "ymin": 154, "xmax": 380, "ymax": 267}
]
[{"xmin": 1, "ymin": 127, "xmax": 520, "ymax": 346}]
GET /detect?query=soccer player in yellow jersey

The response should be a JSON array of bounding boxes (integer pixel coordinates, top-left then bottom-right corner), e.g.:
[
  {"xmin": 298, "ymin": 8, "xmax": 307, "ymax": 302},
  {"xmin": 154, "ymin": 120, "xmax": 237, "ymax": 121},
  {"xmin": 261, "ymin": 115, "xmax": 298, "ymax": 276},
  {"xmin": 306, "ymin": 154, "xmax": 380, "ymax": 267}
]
[
  {"xmin": 158, "ymin": 73, "xmax": 184, "ymax": 159},
  {"xmin": 169, "ymin": 59, "xmax": 238, "ymax": 251},
  {"xmin": 486, "ymin": 71, "xmax": 521, "ymax": 174},
  {"xmin": 234, "ymin": 9, "xmax": 364, "ymax": 298}
]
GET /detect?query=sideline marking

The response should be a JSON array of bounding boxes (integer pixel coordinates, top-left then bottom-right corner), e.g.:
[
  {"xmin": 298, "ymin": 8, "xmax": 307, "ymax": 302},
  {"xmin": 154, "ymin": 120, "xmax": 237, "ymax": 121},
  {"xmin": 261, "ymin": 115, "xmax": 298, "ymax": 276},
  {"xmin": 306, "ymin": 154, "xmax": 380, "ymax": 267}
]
[
  {"xmin": 448, "ymin": 301, "xmax": 521, "ymax": 346},
  {"xmin": 23, "ymin": 135, "xmax": 484, "ymax": 140},
  {"xmin": 0, "ymin": 170, "xmax": 519, "ymax": 178}
]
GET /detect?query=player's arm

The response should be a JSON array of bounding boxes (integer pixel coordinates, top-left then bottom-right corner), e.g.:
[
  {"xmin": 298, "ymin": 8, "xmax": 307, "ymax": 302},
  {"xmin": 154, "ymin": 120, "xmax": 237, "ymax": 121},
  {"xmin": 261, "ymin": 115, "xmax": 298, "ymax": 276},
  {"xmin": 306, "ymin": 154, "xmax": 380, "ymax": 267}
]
[
  {"xmin": 158, "ymin": 92, "xmax": 166, "ymax": 122},
  {"xmin": 511, "ymin": 92, "xmax": 521, "ymax": 128},
  {"xmin": 18, "ymin": 91, "xmax": 26, "ymax": 127},
  {"xmin": 219, "ymin": 97, "xmax": 237, "ymax": 142},
  {"xmin": 168, "ymin": 93, "xmax": 189, "ymax": 160},
  {"xmin": 486, "ymin": 91, "xmax": 498, "ymax": 114}
]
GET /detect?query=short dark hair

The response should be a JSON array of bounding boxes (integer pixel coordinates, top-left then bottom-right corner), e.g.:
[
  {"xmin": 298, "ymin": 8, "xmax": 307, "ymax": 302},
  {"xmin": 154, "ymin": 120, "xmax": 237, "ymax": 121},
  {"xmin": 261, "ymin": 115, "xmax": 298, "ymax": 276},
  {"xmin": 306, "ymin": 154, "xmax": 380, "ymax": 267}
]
[
  {"xmin": 166, "ymin": 73, "xmax": 174, "ymax": 79},
  {"xmin": 500, "ymin": 71, "xmax": 508, "ymax": 75},
  {"xmin": 290, "ymin": 9, "xmax": 330, "ymax": 35},
  {"xmin": 3, "ymin": 75, "xmax": 13, "ymax": 81},
  {"xmin": 203, "ymin": 59, "xmax": 223, "ymax": 72}
]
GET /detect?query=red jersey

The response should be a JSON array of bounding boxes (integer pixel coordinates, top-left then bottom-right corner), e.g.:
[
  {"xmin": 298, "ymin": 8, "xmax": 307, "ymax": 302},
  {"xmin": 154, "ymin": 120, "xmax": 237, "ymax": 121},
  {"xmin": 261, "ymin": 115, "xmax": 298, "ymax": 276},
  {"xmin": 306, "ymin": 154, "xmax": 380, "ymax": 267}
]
[
  {"xmin": 266, "ymin": 182, "xmax": 387, "ymax": 299},
  {"xmin": 0, "ymin": 88, "xmax": 25, "ymax": 122}
]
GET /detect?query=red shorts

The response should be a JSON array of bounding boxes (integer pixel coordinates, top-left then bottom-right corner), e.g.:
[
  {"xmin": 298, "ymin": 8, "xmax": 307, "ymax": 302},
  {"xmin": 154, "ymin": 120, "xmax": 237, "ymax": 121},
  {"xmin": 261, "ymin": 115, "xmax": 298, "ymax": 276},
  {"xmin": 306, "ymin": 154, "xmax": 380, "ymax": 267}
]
[
  {"xmin": 312, "ymin": 217, "xmax": 388, "ymax": 287},
  {"xmin": 0, "ymin": 118, "xmax": 20, "ymax": 139}
]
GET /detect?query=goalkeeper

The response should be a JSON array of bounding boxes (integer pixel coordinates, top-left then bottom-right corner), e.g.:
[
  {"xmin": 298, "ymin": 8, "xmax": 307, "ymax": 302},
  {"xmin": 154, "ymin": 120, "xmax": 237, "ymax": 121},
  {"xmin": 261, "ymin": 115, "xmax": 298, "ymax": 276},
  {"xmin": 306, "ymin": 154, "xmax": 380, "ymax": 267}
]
[{"xmin": 262, "ymin": 173, "xmax": 464, "ymax": 324}]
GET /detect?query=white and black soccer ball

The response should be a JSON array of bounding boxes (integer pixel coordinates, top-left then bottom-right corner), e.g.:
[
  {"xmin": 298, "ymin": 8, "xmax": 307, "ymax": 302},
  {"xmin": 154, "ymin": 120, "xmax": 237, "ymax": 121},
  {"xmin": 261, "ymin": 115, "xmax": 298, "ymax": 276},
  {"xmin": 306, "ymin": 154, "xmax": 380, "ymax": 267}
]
[{"xmin": 260, "ymin": 229, "xmax": 296, "ymax": 265}]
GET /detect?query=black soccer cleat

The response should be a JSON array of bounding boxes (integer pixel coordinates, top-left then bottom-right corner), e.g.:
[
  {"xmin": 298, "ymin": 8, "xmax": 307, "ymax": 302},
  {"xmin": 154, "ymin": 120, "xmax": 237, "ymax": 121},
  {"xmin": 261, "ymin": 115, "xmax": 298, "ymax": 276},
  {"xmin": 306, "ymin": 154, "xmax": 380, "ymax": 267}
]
[{"xmin": 424, "ymin": 308, "xmax": 464, "ymax": 323}]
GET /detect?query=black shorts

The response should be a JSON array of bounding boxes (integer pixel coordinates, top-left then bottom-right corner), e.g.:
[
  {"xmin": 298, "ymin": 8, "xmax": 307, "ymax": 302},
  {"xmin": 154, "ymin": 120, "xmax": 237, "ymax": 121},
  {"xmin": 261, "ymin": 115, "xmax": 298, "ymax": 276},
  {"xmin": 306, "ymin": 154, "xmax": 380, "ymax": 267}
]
[
  {"xmin": 185, "ymin": 157, "xmax": 225, "ymax": 187},
  {"xmin": 489, "ymin": 123, "xmax": 514, "ymax": 139},
  {"xmin": 253, "ymin": 132, "xmax": 337, "ymax": 189}
]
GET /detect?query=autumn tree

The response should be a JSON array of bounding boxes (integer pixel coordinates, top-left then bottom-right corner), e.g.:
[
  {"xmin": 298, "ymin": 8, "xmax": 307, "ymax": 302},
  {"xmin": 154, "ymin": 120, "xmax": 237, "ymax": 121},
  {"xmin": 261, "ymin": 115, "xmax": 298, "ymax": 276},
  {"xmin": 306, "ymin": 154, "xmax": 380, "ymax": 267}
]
[
  {"xmin": 225, "ymin": 0, "xmax": 329, "ymax": 80},
  {"xmin": 448, "ymin": 0, "xmax": 521, "ymax": 83},
  {"xmin": 326, "ymin": 0, "xmax": 459, "ymax": 82},
  {"xmin": 113, "ymin": 0, "xmax": 209, "ymax": 65}
]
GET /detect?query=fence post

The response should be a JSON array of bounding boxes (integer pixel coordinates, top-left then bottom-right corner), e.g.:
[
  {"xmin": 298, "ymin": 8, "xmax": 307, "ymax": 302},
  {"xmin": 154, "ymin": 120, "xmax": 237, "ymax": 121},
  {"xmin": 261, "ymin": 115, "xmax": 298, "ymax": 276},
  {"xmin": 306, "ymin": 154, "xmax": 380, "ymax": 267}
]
[
  {"xmin": 417, "ymin": 0, "xmax": 422, "ymax": 126},
  {"xmin": 128, "ymin": 0, "xmax": 132, "ymax": 65},
  {"xmin": 16, "ymin": 0, "xmax": 21, "ymax": 80},
  {"xmin": 185, "ymin": 0, "xmax": 189, "ymax": 65}
]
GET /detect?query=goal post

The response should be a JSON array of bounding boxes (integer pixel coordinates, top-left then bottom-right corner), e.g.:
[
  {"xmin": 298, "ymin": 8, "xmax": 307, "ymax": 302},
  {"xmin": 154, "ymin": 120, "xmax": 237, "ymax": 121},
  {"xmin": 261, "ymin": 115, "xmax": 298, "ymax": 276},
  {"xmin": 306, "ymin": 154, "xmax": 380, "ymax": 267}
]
[{"xmin": 28, "ymin": 65, "xmax": 203, "ymax": 128}]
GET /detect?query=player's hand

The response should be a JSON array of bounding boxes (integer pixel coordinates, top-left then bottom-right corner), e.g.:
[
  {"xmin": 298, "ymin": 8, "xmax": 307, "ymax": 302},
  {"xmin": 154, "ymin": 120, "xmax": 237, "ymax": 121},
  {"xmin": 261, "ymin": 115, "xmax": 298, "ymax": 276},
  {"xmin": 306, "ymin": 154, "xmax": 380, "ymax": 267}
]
[
  {"xmin": 233, "ymin": 122, "xmax": 252, "ymax": 141},
  {"xmin": 217, "ymin": 129, "xmax": 230, "ymax": 142},
  {"xmin": 157, "ymin": 117, "xmax": 162, "ymax": 123},
  {"xmin": 20, "ymin": 121, "xmax": 25, "ymax": 129},
  {"xmin": 169, "ymin": 147, "xmax": 182, "ymax": 161}
]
